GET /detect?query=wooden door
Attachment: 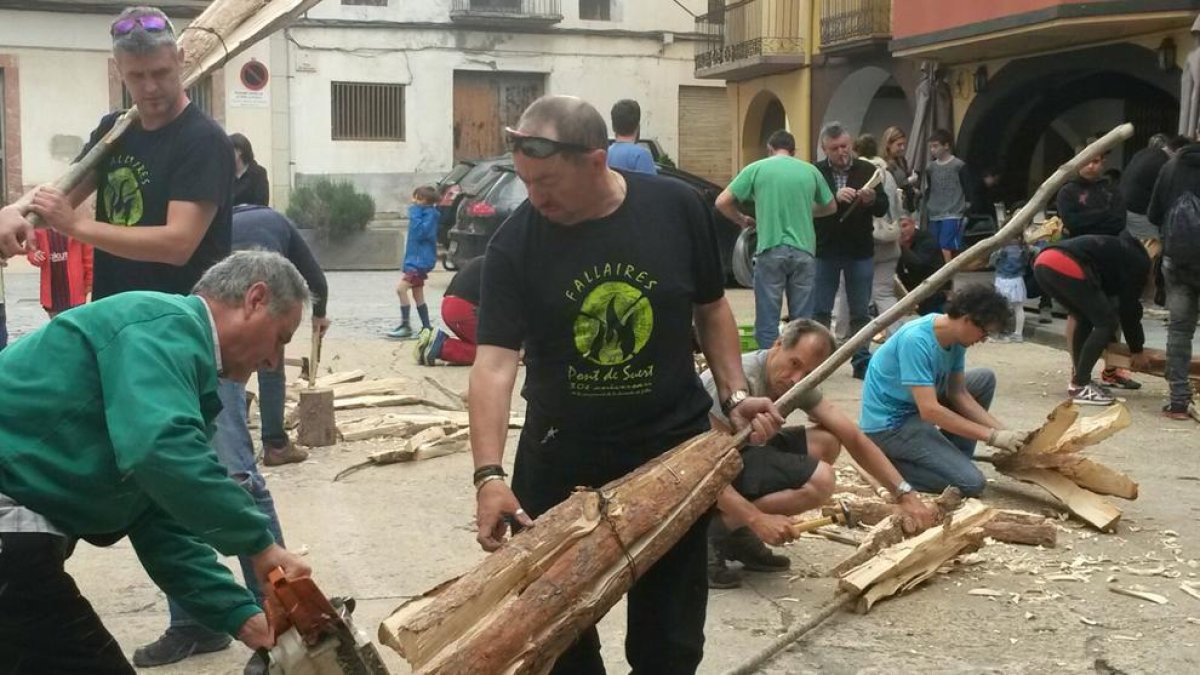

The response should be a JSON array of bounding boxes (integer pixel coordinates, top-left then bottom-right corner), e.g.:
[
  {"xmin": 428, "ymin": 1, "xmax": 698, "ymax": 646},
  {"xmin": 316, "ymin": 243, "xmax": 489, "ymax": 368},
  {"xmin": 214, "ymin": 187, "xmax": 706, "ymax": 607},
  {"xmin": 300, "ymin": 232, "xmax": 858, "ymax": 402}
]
[
  {"xmin": 453, "ymin": 71, "xmax": 544, "ymax": 161},
  {"xmin": 678, "ymin": 85, "xmax": 732, "ymax": 185}
]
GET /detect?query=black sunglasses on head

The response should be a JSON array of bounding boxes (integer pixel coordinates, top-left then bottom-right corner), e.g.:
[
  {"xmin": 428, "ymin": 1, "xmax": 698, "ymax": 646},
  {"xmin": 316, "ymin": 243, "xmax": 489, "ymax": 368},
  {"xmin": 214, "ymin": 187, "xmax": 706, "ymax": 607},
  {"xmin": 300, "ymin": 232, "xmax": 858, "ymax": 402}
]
[{"xmin": 505, "ymin": 128, "xmax": 595, "ymax": 159}]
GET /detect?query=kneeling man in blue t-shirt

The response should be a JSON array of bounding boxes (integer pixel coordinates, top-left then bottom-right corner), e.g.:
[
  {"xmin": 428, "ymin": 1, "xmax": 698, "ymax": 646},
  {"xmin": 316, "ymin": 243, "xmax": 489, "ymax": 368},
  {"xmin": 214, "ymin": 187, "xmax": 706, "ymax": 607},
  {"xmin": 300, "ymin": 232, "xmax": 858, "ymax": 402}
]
[{"xmin": 860, "ymin": 285, "xmax": 1034, "ymax": 496}]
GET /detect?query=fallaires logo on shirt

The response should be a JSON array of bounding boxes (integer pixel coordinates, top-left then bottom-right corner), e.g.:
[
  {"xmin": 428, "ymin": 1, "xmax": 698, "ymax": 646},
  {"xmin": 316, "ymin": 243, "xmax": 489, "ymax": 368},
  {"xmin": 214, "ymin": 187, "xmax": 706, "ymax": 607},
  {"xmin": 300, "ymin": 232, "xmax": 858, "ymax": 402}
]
[
  {"xmin": 102, "ymin": 154, "xmax": 151, "ymax": 226},
  {"xmin": 565, "ymin": 263, "xmax": 658, "ymax": 397}
]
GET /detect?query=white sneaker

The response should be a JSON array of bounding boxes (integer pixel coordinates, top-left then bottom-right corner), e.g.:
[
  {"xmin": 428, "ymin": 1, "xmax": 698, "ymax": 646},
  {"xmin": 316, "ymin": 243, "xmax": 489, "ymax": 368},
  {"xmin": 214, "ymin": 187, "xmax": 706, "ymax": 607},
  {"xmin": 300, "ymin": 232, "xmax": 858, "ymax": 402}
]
[{"xmin": 1072, "ymin": 382, "xmax": 1116, "ymax": 406}]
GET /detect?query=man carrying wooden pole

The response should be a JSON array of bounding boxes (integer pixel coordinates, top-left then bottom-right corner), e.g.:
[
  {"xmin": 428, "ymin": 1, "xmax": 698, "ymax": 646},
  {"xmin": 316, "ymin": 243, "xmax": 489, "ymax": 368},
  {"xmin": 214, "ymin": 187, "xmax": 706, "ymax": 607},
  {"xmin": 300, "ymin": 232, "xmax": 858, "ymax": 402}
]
[
  {"xmin": 0, "ymin": 7, "xmax": 301, "ymax": 670},
  {"xmin": 468, "ymin": 95, "xmax": 784, "ymax": 675}
]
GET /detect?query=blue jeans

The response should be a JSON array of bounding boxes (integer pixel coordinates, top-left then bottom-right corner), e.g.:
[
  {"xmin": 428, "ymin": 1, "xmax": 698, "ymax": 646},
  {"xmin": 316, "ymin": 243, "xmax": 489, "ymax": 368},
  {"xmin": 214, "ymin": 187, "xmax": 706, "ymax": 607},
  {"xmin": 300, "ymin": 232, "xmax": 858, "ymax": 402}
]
[
  {"xmin": 866, "ymin": 368, "xmax": 996, "ymax": 497},
  {"xmin": 167, "ymin": 378, "xmax": 285, "ymax": 632},
  {"xmin": 1164, "ymin": 262, "xmax": 1200, "ymax": 407},
  {"xmin": 753, "ymin": 246, "xmax": 816, "ymax": 348},
  {"xmin": 257, "ymin": 350, "xmax": 288, "ymax": 447},
  {"xmin": 813, "ymin": 256, "xmax": 874, "ymax": 372}
]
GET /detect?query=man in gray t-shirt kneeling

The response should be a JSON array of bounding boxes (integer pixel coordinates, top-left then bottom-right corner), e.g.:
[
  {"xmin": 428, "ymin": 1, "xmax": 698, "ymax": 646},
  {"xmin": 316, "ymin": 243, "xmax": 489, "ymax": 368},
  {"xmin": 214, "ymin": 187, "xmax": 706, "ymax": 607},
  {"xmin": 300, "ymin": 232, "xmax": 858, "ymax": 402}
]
[{"xmin": 701, "ymin": 319, "xmax": 937, "ymax": 588}]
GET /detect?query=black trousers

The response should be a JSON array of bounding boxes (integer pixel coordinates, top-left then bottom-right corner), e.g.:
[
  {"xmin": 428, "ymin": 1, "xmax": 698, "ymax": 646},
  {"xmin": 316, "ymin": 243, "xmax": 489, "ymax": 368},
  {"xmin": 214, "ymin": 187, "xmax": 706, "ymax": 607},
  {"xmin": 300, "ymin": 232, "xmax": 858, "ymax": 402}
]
[
  {"xmin": 511, "ymin": 417, "xmax": 710, "ymax": 675},
  {"xmin": 1033, "ymin": 264, "xmax": 1117, "ymax": 387},
  {"xmin": 0, "ymin": 532, "xmax": 135, "ymax": 675}
]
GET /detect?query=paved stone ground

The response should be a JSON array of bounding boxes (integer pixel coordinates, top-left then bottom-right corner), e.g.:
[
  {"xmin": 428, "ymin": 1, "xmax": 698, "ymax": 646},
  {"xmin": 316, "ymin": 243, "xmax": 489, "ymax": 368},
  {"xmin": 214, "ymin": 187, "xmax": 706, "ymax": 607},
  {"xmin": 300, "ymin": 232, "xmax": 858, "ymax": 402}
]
[{"xmin": 5, "ymin": 262, "xmax": 1199, "ymax": 674}]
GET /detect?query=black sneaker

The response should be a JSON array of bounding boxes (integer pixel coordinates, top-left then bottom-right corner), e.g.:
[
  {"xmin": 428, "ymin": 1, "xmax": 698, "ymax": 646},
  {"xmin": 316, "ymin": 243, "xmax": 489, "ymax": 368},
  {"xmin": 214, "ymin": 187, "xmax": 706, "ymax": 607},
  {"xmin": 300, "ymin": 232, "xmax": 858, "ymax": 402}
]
[
  {"xmin": 244, "ymin": 651, "xmax": 269, "ymax": 675},
  {"xmin": 132, "ymin": 626, "xmax": 232, "ymax": 667},
  {"xmin": 707, "ymin": 539, "xmax": 742, "ymax": 589},
  {"xmin": 723, "ymin": 526, "xmax": 791, "ymax": 572}
]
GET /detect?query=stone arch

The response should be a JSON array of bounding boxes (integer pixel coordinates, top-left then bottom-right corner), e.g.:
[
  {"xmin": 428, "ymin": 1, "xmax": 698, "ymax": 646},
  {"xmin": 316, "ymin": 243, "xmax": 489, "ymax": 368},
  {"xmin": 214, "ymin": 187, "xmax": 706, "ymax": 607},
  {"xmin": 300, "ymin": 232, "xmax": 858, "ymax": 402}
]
[
  {"xmin": 958, "ymin": 42, "xmax": 1179, "ymax": 198},
  {"xmin": 818, "ymin": 65, "xmax": 913, "ymax": 158},
  {"xmin": 741, "ymin": 88, "xmax": 788, "ymax": 162}
]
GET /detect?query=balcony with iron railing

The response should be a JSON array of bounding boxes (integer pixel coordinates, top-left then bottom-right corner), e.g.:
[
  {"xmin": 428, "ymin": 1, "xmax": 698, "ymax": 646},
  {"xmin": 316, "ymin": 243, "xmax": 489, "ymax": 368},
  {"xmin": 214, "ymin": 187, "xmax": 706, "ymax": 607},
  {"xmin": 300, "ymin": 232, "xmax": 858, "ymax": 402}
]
[
  {"xmin": 694, "ymin": 0, "xmax": 806, "ymax": 82},
  {"xmin": 820, "ymin": 0, "xmax": 891, "ymax": 53},
  {"xmin": 449, "ymin": 0, "xmax": 563, "ymax": 28}
]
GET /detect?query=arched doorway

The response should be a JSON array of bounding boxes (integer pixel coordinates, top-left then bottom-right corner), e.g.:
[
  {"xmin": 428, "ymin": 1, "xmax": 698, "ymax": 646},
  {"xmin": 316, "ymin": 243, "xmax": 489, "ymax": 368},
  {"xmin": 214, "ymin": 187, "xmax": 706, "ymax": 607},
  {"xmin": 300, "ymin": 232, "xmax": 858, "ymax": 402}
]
[
  {"xmin": 741, "ymin": 89, "xmax": 788, "ymax": 163},
  {"xmin": 820, "ymin": 66, "xmax": 913, "ymax": 154},
  {"xmin": 959, "ymin": 43, "xmax": 1179, "ymax": 202}
]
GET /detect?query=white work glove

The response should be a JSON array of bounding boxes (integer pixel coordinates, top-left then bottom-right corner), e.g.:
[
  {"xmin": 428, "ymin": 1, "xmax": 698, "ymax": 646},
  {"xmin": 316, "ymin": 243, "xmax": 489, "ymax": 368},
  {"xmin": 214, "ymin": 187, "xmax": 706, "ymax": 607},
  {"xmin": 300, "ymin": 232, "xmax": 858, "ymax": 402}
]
[{"xmin": 988, "ymin": 428, "xmax": 1032, "ymax": 453}]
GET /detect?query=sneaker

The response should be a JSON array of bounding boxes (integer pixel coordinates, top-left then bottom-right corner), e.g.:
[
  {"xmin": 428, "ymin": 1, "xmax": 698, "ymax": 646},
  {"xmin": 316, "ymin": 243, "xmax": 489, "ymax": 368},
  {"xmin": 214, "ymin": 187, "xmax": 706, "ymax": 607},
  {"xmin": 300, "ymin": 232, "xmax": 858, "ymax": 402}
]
[
  {"xmin": 1101, "ymin": 367, "xmax": 1142, "ymax": 390},
  {"xmin": 1007, "ymin": 333, "xmax": 1024, "ymax": 343},
  {"xmin": 1067, "ymin": 383, "xmax": 1083, "ymax": 399},
  {"xmin": 424, "ymin": 329, "xmax": 448, "ymax": 366},
  {"xmin": 386, "ymin": 325, "xmax": 414, "ymax": 340},
  {"xmin": 1163, "ymin": 402, "xmax": 1193, "ymax": 420},
  {"xmin": 1072, "ymin": 382, "xmax": 1116, "ymax": 407},
  {"xmin": 264, "ymin": 439, "xmax": 309, "ymax": 466},
  {"xmin": 244, "ymin": 652, "xmax": 269, "ymax": 675},
  {"xmin": 133, "ymin": 627, "xmax": 231, "ymax": 668},
  {"xmin": 413, "ymin": 327, "xmax": 433, "ymax": 364},
  {"xmin": 723, "ymin": 526, "xmax": 791, "ymax": 572},
  {"xmin": 991, "ymin": 334, "xmax": 1011, "ymax": 344},
  {"xmin": 707, "ymin": 539, "xmax": 741, "ymax": 589}
]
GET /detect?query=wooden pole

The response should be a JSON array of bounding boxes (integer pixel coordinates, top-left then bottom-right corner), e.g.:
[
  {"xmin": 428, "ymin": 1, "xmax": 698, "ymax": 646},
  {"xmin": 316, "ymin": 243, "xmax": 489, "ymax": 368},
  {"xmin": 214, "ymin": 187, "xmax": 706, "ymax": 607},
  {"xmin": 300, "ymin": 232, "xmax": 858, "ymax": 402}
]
[{"xmin": 772, "ymin": 124, "xmax": 1135, "ymax": 418}]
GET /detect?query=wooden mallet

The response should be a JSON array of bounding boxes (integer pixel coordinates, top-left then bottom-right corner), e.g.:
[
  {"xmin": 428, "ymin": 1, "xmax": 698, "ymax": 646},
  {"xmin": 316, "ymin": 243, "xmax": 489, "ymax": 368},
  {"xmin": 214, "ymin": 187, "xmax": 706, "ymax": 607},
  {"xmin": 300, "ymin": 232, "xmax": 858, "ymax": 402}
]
[{"xmin": 789, "ymin": 501, "xmax": 855, "ymax": 538}]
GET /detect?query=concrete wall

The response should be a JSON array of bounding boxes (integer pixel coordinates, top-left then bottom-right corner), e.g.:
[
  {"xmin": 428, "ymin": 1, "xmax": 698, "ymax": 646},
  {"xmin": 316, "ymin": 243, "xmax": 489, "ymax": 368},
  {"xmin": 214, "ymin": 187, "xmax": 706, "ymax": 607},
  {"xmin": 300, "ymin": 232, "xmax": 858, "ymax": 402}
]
[{"xmin": 286, "ymin": 0, "xmax": 720, "ymax": 212}]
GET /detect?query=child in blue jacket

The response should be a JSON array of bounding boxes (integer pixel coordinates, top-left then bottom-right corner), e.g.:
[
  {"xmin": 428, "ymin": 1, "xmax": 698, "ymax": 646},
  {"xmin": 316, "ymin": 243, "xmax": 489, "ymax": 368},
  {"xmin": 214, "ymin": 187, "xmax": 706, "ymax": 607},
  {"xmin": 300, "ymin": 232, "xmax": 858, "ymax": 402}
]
[{"xmin": 387, "ymin": 186, "xmax": 439, "ymax": 339}]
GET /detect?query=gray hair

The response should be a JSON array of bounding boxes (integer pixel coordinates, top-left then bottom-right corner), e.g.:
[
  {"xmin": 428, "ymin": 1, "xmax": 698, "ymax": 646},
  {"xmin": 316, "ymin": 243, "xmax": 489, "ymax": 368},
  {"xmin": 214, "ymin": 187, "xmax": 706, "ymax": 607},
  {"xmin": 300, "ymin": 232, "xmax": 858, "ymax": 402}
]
[
  {"xmin": 820, "ymin": 121, "xmax": 850, "ymax": 145},
  {"xmin": 193, "ymin": 250, "xmax": 310, "ymax": 315},
  {"xmin": 111, "ymin": 6, "xmax": 177, "ymax": 55},
  {"xmin": 779, "ymin": 318, "xmax": 836, "ymax": 354},
  {"xmin": 517, "ymin": 95, "xmax": 608, "ymax": 150}
]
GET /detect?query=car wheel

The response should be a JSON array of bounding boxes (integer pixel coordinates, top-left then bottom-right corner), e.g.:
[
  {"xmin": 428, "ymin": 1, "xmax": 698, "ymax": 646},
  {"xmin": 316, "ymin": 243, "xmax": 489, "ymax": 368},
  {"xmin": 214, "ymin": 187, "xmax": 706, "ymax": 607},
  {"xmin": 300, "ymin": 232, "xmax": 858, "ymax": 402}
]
[{"xmin": 732, "ymin": 228, "xmax": 756, "ymax": 288}]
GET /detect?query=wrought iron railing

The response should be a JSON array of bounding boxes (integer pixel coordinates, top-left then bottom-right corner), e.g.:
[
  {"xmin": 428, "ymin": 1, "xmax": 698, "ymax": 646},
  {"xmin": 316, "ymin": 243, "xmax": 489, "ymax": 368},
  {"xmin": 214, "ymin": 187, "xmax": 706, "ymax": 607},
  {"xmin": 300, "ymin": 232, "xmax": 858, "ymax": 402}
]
[
  {"xmin": 450, "ymin": 0, "xmax": 562, "ymax": 19},
  {"xmin": 820, "ymin": 0, "xmax": 891, "ymax": 49},
  {"xmin": 694, "ymin": 0, "xmax": 805, "ymax": 71}
]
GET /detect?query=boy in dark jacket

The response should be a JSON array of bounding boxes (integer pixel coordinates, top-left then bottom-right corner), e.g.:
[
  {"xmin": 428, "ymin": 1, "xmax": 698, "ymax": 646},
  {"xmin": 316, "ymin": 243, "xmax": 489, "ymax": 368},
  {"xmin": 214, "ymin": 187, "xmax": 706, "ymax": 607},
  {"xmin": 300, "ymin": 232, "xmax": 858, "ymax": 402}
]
[
  {"xmin": 1056, "ymin": 151, "xmax": 1126, "ymax": 238},
  {"xmin": 388, "ymin": 186, "xmax": 440, "ymax": 339}
]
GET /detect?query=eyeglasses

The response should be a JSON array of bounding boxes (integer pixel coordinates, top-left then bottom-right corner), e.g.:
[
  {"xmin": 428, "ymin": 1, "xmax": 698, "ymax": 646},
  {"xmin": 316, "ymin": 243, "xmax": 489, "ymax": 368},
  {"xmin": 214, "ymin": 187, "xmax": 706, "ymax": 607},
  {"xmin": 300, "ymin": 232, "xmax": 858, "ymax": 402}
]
[
  {"xmin": 505, "ymin": 127, "xmax": 595, "ymax": 159},
  {"xmin": 111, "ymin": 15, "xmax": 173, "ymax": 38}
]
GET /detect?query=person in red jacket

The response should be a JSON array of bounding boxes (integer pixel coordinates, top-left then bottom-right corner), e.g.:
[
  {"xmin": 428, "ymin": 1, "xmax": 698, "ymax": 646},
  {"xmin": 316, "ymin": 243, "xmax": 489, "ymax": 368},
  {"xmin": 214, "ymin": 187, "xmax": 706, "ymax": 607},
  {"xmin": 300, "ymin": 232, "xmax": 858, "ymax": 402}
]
[{"xmin": 28, "ymin": 229, "xmax": 93, "ymax": 317}]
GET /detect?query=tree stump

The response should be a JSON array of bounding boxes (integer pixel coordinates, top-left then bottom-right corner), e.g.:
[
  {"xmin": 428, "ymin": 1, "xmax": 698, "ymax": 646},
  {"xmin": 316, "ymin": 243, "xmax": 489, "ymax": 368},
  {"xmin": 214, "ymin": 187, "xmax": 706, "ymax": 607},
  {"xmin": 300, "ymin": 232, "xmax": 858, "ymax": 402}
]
[{"xmin": 297, "ymin": 388, "xmax": 337, "ymax": 447}]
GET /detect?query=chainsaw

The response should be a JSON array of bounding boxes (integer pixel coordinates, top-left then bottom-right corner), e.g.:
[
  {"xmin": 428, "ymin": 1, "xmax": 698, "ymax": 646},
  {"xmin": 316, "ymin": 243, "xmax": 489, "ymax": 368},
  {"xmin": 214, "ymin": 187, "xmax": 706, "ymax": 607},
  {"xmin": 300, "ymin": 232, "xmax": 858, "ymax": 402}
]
[{"xmin": 255, "ymin": 568, "xmax": 391, "ymax": 675}]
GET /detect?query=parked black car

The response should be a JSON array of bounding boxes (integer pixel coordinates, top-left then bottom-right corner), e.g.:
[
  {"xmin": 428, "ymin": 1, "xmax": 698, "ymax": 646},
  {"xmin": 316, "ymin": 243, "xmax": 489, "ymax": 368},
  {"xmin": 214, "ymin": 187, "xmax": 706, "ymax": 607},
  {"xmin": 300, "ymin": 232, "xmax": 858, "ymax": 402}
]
[
  {"xmin": 446, "ymin": 161, "xmax": 746, "ymax": 286},
  {"xmin": 435, "ymin": 155, "xmax": 511, "ymax": 269}
]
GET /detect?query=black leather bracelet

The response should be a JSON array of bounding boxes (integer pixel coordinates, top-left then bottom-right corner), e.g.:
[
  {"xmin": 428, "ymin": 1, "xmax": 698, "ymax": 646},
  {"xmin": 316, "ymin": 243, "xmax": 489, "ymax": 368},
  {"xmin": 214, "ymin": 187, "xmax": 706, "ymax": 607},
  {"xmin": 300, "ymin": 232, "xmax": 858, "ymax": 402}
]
[{"xmin": 473, "ymin": 464, "xmax": 507, "ymax": 486}]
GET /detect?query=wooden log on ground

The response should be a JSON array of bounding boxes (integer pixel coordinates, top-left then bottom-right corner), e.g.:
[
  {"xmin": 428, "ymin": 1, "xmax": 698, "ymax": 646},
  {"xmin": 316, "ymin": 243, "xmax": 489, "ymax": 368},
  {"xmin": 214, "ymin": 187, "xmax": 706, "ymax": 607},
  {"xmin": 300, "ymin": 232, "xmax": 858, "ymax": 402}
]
[
  {"xmin": 839, "ymin": 499, "xmax": 995, "ymax": 612},
  {"xmin": 828, "ymin": 492, "xmax": 1056, "ymax": 548},
  {"xmin": 286, "ymin": 376, "xmax": 406, "ymax": 402},
  {"xmin": 296, "ymin": 388, "xmax": 337, "ymax": 447},
  {"xmin": 379, "ymin": 430, "xmax": 740, "ymax": 675},
  {"xmin": 830, "ymin": 516, "xmax": 906, "ymax": 577},
  {"xmin": 1104, "ymin": 343, "xmax": 1200, "ymax": 383}
]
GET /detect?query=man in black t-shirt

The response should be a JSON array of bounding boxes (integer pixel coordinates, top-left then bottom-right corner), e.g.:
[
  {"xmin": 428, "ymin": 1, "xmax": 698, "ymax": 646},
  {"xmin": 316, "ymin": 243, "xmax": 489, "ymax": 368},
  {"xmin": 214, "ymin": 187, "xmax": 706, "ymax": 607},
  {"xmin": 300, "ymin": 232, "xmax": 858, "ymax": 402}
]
[
  {"xmin": 18, "ymin": 7, "xmax": 270, "ymax": 672},
  {"xmin": 470, "ymin": 95, "xmax": 784, "ymax": 675}
]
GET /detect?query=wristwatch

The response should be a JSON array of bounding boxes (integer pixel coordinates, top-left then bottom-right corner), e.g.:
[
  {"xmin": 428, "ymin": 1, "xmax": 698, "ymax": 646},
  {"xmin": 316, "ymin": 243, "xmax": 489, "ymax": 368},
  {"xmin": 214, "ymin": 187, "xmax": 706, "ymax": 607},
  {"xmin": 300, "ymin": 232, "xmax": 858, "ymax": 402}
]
[
  {"xmin": 894, "ymin": 480, "xmax": 915, "ymax": 498},
  {"xmin": 721, "ymin": 389, "xmax": 749, "ymax": 416}
]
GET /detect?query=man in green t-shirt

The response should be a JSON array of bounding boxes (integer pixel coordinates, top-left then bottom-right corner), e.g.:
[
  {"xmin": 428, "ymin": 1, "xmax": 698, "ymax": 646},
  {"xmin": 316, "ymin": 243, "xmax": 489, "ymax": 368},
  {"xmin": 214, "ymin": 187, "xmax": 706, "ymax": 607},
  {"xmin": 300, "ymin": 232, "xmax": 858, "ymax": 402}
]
[
  {"xmin": 717, "ymin": 130, "xmax": 837, "ymax": 348},
  {"xmin": 0, "ymin": 251, "xmax": 313, "ymax": 673}
]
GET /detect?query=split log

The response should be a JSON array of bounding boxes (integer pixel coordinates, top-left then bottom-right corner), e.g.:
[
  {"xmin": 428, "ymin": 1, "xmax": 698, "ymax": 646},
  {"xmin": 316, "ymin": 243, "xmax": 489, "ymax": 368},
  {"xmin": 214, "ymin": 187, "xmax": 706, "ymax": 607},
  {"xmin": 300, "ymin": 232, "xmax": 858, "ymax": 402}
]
[
  {"xmin": 294, "ymin": 370, "xmax": 367, "ymax": 389},
  {"xmin": 1006, "ymin": 468, "xmax": 1122, "ymax": 532},
  {"xmin": 379, "ymin": 430, "xmax": 741, "ymax": 675},
  {"xmin": 335, "ymin": 394, "xmax": 462, "ymax": 413},
  {"xmin": 830, "ymin": 516, "xmax": 906, "ymax": 577},
  {"xmin": 827, "ymin": 493, "xmax": 1056, "ymax": 548},
  {"xmin": 991, "ymin": 401, "xmax": 1135, "ymax": 530},
  {"xmin": 839, "ymin": 500, "xmax": 995, "ymax": 612},
  {"xmin": 296, "ymin": 388, "xmax": 337, "ymax": 447}
]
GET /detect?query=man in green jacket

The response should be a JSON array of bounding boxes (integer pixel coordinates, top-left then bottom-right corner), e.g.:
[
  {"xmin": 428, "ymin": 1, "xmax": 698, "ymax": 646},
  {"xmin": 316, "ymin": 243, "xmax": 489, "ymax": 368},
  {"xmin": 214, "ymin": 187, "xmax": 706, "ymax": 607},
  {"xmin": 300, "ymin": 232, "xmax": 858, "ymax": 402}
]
[{"xmin": 0, "ymin": 250, "xmax": 312, "ymax": 673}]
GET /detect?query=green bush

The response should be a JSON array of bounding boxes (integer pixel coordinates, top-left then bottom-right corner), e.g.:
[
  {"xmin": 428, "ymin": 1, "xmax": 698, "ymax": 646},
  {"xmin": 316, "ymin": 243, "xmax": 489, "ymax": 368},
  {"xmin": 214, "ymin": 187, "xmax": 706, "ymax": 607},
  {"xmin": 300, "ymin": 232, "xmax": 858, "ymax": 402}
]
[{"xmin": 286, "ymin": 178, "xmax": 375, "ymax": 243}]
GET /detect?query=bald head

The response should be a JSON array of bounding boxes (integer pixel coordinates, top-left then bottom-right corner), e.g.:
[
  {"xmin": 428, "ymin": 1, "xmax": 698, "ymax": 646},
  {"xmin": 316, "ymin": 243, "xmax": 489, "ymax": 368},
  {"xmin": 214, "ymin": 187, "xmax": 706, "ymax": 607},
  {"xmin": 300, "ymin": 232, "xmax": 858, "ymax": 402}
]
[{"xmin": 517, "ymin": 95, "xmax": 608, "ymax": 150}]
